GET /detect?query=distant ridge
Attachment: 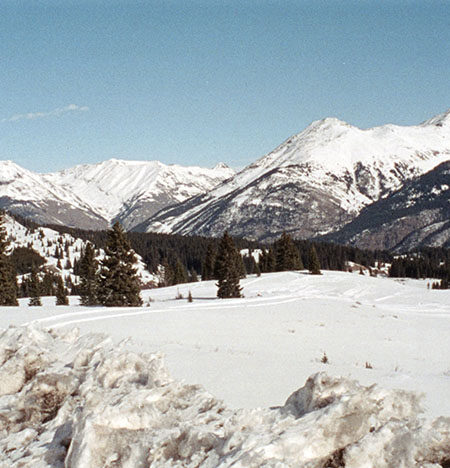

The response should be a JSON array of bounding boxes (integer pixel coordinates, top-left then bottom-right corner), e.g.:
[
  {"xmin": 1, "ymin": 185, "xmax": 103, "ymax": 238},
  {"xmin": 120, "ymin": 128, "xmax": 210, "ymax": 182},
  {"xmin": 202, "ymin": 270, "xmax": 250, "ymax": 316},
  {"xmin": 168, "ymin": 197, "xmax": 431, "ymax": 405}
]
[
  {"xmin": 1, "ymin": 109, "xmax": 449, "ymax": 249},
  {"xmin": 139, "ymin": 109, "xmax": 450, "ymax": 243},
  {"xmin": 0, "ymin": 159, "xmax": 235, "ymax": 230},
  {"xmin": 321, "ymin": 161, "xmax": 450, "ymax": 251}
]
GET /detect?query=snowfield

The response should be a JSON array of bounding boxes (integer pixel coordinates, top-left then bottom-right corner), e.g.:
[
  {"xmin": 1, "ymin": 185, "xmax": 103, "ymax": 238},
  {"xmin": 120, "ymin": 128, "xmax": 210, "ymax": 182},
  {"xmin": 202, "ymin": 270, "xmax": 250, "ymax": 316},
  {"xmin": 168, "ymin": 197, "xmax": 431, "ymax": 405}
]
[{"xmin": 1, "ymin": 271, "xmax": 449, "ymax": 466}]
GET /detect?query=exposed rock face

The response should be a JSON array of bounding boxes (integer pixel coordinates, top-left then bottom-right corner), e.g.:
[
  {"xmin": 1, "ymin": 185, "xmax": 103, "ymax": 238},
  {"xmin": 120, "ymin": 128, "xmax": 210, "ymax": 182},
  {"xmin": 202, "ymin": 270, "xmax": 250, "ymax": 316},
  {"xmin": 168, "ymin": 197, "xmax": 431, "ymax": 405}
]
[
  {"xmin": 322, "ymin": 161, "xmax": 450, "ymax": 251},
  {"xmin": 140, "ymin": 111, "xmax": 450, "ymax": 242}
]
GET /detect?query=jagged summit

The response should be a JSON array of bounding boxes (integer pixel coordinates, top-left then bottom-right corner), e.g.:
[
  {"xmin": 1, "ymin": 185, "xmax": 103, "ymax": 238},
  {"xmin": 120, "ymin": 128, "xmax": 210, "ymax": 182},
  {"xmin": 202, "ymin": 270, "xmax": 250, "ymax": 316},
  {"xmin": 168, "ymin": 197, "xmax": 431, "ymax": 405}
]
[
  {"xmin": 141, "ymin": 109, "xmax": 450, "ymax": 241},
  {"xmin": 0, "ymin": 159, "xmax": 235, "ymax": 230},
  {"xmin": 1, "ymin": 108, "xmax": 449, "ymax": 244},
  {"xmin": 213, "ymin": 162, "xmax": 231, "ymax": 170},
  {"xmin": 421, "ymin": 108, "xmax": 450, "ymax": 127}
]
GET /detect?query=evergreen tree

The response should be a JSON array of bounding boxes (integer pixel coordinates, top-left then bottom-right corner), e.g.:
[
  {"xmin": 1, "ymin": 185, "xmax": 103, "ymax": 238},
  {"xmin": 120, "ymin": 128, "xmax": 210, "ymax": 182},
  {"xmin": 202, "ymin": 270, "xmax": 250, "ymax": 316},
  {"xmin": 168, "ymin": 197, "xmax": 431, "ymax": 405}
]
[
  {"xmin": 267, "ymin": 248, "xmax": 277, "ymax": 272},
  {"xmin": 202, "ymin": 243, "xmax": 217, "ymax": 280},
  {"xmin": 215, "ymin": 232, "xmax": 242, "ymax": 298},
  {"xmin": 55, "ymin": 275, "xmax": 69, "ymax": 305},
  {"xmin": 258, "ymin": 248, "xmax": 268, "ymax": 273},
  {"xmin": 159, "ymin": 258, "xmax": 173, "ymax": 287},
  {"xmin": 172, "ymin": 258, "xmax": 188, "ymax": 285},
  {"xmin": 28, "ymin": 268, "xmax": 42, "ymax": 306},
  {"xmin": 274, "ymin": 233, "xmax": 303, "ymax": 271},
  {"xmin": 189, "ymin": 269, "xmax": 198, "ymax": 282},
  {"xmin": 41, "ymin": 271, "xmax": 56, "ymax": 296},
  {"xmin": 0, "ymin": 212, "xmax": 18, "ymax": 306},
  {"xmin": 235, "ymin": 249, "xmax": 247, "ymax": 279},
  {"xmin": 98, "ymin": 222, "xmax": 142, "ymax": 306},
  {"xmin": 308, "ymin": 245, "xmax": 322, "ymax": 275},
  {"xmin": 79, "ymin": 243, "xmax": 100, "ymax": 306}
]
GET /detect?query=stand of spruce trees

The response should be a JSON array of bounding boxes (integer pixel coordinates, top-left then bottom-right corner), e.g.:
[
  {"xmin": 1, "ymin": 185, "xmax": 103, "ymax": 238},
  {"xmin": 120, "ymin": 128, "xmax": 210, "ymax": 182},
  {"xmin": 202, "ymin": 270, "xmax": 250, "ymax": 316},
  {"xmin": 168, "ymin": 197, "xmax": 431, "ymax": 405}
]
[
  {"xmin": 5, "ymin": 211, "xmax": 449, "ymax": 292},
  {"xmin": 78, "ymin": 242, "xmax": 100, "ymax": 305},
  {"xmin": 0, "ymin": 212, "xmax": 18, "ymax": 306}
]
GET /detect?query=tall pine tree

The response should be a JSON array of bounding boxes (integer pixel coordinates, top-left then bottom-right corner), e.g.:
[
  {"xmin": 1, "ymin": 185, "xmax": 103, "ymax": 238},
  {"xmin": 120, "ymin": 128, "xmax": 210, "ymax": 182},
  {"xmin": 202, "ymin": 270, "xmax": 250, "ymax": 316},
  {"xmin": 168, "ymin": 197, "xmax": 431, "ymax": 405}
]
[
  {"xmin": 55, "ymin": 275, "xmax": 69, "ymax": 305},
  {"xmin": 98, "ymin": 222, "xmax": 142, "ymax": 306},
  {"xmin": 28, "ymin": 267, "xmax": 42, "ymax": 306},
  {"xmin": 308, "ymin": 245, "xmax": 322, "ymax": 275},
  {"xmin": 78, "ymin": 242, "xmax": 100, "ymax": 306},
  {"xmin": 215, "ymin": 232, "xmax": 242, "ymax": 298},
  {"xmin": 202, "ymin": 243, "xmax": 217, "ymax": 280},
  {"xmin": 0, "ymin": 212, "xmax": 18, "ymax": 306},
  {"xmin": 274, "ymin": 232, "xmax": 303, "ymax": 271}
]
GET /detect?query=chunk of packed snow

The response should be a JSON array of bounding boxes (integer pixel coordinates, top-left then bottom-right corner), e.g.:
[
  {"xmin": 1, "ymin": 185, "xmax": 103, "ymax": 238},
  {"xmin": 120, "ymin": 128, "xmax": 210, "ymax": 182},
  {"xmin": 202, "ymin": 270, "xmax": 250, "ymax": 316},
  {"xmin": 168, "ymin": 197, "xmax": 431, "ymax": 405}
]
[{"xmin": 0, "ymin": 326, "xmax": 449, "ymax": 467}]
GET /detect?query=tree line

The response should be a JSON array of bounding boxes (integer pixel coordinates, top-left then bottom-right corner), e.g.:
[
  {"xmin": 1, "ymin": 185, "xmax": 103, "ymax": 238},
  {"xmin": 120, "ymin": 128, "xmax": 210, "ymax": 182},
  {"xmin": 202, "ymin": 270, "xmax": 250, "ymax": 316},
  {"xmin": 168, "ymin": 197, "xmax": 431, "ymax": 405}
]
[
  {"xmin": 388, "ymin": 247, "xmax": 450, "ymax": 288},
  {"xmin": 0, "ymin": 213, "xmax": 143, "ymax": 307},
  {"xmin": 2, "ymin": 210, "xmax": 449, "ymax": 308}
]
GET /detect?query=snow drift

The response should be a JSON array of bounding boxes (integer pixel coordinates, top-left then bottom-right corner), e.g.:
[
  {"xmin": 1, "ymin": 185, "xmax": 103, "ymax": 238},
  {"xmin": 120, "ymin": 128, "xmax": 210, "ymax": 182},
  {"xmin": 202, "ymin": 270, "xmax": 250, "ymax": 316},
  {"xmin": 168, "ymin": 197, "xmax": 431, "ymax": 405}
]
[{"xmin": 0, "ymin": 326, "xmax": 449, "ymax": 467}]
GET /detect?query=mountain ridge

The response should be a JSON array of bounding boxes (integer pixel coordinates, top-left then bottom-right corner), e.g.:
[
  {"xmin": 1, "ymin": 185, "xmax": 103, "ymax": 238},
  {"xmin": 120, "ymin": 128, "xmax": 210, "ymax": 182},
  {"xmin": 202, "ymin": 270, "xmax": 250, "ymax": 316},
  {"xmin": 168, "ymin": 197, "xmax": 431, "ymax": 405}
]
[
  {"xmin": 320, "ymin": 161, "xmax": 450, "ymax": 252},
  {"xmin": 0, "ymin": 159, "xmax": 235, "ymax": 230},
  {"xmin": 1, "ymin": 109, "xmax": 449, "ymax": 246},
  {"xmin": 139, "ymin": 110, "xmax": 450, "ymax": 242}
]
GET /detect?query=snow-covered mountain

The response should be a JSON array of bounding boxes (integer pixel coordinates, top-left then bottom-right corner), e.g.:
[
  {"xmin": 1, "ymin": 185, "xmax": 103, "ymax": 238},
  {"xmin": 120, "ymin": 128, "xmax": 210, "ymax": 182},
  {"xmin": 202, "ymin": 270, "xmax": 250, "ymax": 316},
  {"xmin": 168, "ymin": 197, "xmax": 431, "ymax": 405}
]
[
  {"xmin": 0, "ymin": 161, "xmax": 107, "ymax": 230},
  {"xmin": 0, "ymin": 159, "xmax": 234, "ymax": 230},
  {"xmin": 140, "ymin": 110, "xmax": 450, "ymax": 241},
  {"xmin": 322, "ymin": 161, "xmax": 450, "ymax": 251},
  {"xmin": 44, "ymin": 159, "xmax": 235, "ymax": 229}
]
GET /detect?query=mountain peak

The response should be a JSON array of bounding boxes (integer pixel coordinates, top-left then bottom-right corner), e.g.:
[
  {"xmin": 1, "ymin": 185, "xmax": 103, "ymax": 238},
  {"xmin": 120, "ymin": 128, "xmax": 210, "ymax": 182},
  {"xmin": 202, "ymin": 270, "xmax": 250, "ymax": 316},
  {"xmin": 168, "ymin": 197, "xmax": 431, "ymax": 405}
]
[
  {"xmin": 0, "ymin": 160, "xmax": 30, "ymax": 181},
  {"xmin": 421, "ymin": 109, "xmax": 450, "ymax": 127},
  {"xmin": 213, "ymin": 162, "xmax": 231, "ymax": 170}
]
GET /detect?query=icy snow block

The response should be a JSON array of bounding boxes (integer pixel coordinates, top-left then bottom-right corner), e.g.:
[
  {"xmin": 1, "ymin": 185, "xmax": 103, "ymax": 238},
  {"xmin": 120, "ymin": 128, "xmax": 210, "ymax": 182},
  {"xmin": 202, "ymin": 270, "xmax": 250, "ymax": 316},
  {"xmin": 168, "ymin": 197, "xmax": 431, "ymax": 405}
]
[{"xmin": 0, "ymin": 326, "xmax": 449, "ymax": 468}]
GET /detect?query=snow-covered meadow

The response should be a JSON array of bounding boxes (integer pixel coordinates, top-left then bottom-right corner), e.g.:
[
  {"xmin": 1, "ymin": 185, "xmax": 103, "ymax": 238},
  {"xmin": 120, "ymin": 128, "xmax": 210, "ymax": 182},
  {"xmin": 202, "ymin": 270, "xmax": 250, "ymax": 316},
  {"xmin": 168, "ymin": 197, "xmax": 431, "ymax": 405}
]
[{"xmin": 1, "ymin": 271, "xmax": 449, "ymax": 466}]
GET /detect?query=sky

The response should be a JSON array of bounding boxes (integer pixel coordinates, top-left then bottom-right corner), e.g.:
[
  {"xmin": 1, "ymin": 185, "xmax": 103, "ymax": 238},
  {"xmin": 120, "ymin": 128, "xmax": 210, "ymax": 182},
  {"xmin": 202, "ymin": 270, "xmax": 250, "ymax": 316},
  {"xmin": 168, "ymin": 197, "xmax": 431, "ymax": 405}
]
[{"xmin": 1, "ymin": 0, "xmax": 449, "ymax": 173}]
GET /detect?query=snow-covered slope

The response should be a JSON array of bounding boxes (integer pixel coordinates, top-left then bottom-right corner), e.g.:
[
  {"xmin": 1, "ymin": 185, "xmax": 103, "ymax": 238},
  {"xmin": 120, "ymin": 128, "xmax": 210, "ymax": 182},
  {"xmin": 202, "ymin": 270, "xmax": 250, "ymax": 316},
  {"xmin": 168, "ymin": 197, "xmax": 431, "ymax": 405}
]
[
  {"xmin": 4, "ymin": 213, "xmax": 156, "ymax": 286},
  {"xmin": 323, "ymin": 161, "xmax": 450, "ymax": 251},
  {"xmin": 1, "ymin": 326, "xmax": 449, "ymax": 467},
  {"xmin": 141, "ymin": 110, "xmax": 450, "ymax": 241},
  {"xmin": 1, "ymin": 269, "xmax": 450, "ymax": 466},
  {"xmin": 0, "ymin": 159, "xmax": 234, "ymax": 230},
  {"xmin": 0, "ymin": 161, "xmax": 108, "ymax": 230},
  {"xmin": 44, "ymin": 159, "xmax": 235, "ymax": 229}
]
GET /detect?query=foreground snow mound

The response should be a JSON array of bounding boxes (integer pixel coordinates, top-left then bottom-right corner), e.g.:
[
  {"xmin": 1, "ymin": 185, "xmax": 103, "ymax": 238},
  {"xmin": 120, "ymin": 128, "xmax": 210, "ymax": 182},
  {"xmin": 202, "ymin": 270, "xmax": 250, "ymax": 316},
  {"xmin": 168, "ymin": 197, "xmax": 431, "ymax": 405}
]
[{"xmin": 0, "ymin": 326, "xmax": 448, "ymax": 468}]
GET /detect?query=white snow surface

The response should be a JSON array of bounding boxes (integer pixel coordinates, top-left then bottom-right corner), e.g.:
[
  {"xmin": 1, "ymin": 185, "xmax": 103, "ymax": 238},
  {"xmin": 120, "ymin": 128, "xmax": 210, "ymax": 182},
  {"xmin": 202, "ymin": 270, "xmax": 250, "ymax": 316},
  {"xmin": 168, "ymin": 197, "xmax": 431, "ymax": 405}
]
[
  {"xmin": 1, "ymin": 270, "xmax": 449, "ymax": 466},
  {"xmin": 0, "ymin": 323, "xmax": 449, "ymax": 467}
]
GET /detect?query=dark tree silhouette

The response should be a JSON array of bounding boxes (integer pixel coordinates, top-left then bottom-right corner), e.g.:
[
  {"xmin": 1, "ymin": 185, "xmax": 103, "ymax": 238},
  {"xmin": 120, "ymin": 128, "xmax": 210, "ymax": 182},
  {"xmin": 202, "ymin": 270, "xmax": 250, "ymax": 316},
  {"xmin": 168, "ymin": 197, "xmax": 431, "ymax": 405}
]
[
  {"xmin": 98, "ymin": 222, "xmax": 142, "ymax": 307},
  {"xmin": 215, "ymin": 232, "xmax": 243, "ymax": 299},
  {"xmin": 0, "ymin": 212, "xmax": 18, "ymax": 306}
]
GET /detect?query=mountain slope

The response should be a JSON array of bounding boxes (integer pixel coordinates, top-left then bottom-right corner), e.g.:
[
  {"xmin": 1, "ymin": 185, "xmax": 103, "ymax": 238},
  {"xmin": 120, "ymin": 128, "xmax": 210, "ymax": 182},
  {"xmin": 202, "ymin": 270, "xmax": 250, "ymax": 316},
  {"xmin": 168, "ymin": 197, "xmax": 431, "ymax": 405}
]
[
  {"xmin": 44, "ymin": 159, "xmax": 235, "ymax": 229},
  {"xmin": 139, "ymin": 110, "xmax": 450, "ymax": 240},
  {"xmin": 3, "ymin": 213, "xmax": 156, "ymax": 285},
  {"xmin": 0, "ymin": 160, "xmax": 234, "ymax": 230},
  {"xmin": 0, "ymin": 161, "xmax": 108, "ymax": 230},
  {"xmin": 321, "ymin": 161, "xmax": 450, "ymax": 251}
]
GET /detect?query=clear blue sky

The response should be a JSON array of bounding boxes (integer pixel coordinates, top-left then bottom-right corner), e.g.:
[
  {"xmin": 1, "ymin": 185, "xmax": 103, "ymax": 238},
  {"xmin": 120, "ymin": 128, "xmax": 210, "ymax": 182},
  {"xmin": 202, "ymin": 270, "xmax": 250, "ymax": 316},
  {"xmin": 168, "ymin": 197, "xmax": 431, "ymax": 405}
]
[{"xmin": 1, "ymin": 0, "xmax": 449, "ymax": 173}]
